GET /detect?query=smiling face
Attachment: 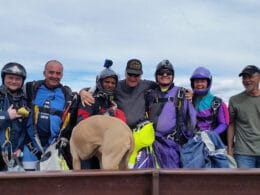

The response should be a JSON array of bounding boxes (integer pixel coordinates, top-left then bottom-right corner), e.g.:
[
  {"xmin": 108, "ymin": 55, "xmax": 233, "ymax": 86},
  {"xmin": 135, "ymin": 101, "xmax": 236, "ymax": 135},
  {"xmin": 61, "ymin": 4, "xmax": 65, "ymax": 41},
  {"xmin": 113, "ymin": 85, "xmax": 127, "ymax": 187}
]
[
  {"xmin": 102, "ymin": 77, "xmax": 117, "ymax": 92},
  {"xmin": 43, "ymin": 61, "xmax": 63, "ymax": 89},
  {"xmin": 125, "ymin": 71, "xmax": 141, "ymax": 87},
  {"xmin": 4, "ymin": 74, "xmax": 23, "ymax": 92},
  {"xmin": 242, "ymin": 73, "xmax": 260, "ymax": 94},
  {"xmin": 193, "ymin": 79, "xmax": 208, "ymax": 91},
  {"xmin": 156, "ymin": 68, "xmax": 173, "ymax": 89}
]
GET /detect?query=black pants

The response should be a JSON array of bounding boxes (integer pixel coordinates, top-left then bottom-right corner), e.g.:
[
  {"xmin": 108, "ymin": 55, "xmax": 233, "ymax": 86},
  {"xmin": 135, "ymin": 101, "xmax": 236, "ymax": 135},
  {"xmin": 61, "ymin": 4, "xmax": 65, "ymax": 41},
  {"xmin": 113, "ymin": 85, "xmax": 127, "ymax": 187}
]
[
  {"xmin": 81, "ymin": 156, "xmax": 100, "ymax": 169},
  {"xmin": 0, "ymin": 153, "xmax": 7, "ymax": 171}
]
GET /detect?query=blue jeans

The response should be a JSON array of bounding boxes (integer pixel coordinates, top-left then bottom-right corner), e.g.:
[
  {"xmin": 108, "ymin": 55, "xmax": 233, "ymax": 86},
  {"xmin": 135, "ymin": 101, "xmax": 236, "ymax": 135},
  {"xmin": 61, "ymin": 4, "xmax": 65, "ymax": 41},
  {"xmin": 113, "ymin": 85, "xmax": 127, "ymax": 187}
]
[{"xmin": 234, "ymin": 154, "xmax": 260, "ymax": 168}]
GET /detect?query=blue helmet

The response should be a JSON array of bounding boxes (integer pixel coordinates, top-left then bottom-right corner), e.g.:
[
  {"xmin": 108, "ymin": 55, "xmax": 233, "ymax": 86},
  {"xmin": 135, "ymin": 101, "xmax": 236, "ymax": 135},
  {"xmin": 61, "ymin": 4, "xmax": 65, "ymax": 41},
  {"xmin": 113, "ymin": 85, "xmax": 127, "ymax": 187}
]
[
  {"xmin": 190, "ymin": 66, "xmax": 212, "ymax": 95},
  {"xmin": 96, "ymin": 59, "xmax": 118, "ymax": 96}
]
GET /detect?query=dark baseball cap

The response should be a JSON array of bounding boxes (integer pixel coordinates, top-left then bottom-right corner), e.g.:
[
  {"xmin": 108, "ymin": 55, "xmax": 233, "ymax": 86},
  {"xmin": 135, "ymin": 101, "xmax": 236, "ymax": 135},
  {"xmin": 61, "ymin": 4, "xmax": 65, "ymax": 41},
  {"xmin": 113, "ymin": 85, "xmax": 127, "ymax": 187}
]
[
  {"xmin": 239, "ymin": 65, "xmax": 260, "ymax": 77},
  {"xmin": 126, "ymin": 59, "xmax": 143, "ymax": 75}
]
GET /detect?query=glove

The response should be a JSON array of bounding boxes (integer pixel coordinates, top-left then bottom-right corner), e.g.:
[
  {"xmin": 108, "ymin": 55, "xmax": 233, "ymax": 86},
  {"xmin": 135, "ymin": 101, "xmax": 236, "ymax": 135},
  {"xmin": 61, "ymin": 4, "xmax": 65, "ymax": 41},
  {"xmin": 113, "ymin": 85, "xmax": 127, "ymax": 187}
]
[{"xmin": 17, "ymin": 107, "xmax": 30, "ymax": 118}]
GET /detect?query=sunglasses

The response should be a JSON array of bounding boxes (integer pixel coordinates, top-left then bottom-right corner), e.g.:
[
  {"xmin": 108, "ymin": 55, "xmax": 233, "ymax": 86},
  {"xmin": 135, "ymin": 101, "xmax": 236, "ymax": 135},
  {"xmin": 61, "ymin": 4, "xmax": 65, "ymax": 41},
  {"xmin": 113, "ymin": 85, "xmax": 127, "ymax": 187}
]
[
  {"xmin": 157, "ymin": 70, "xmax": 173, "ymax": 76},
  {"xmin": 127, "ymin": 73, "xmax": 140, "ymax": 77}
]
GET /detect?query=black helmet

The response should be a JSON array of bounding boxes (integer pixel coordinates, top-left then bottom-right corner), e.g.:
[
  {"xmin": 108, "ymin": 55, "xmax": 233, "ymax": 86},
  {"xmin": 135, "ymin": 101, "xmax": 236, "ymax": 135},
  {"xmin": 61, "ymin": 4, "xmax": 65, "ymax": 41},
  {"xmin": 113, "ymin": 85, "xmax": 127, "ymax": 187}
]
[
  {"xmin": 1, "ymin": 62, "xmax": 27, "ymax": 84},
  {"xmin": 155, "ymin": 59, "xmax": 174, "ymax": 82},
  {"xmin": 96, "ymin": 59, "xmax": 118, "ymax": 96},
  {"xmin": 156, "ymin": 59, "xmax": 174, "ymax": 74}
]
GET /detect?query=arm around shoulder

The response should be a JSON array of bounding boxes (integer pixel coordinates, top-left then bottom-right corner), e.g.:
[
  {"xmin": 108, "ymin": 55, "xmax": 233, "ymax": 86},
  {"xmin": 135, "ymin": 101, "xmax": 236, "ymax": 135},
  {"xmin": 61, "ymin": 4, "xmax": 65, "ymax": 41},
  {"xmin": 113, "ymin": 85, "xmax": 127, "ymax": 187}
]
[{"xmin": 79, "ymin": 87, "xmax": 95, "ymax": 107}]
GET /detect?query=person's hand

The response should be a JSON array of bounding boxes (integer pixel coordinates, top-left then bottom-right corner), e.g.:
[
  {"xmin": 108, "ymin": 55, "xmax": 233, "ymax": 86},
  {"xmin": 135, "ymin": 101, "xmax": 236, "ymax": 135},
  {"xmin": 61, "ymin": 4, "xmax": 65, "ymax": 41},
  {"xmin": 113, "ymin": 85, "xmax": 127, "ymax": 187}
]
[
  {"xmin": 13, "ymin": 149, "xmax": 22, "ymax": 158},
  {"xmin": 79, "ymin": 90, "xmax": 95, "ymax": 107},
  {"xmin": 227, "ymin": 147, "xmax": 234, "ymax": 157},
  {"xmin": 7, "ymin": 105, "xmax": 22, "ymax": 120},
  {"xmin": 185, "ymin": 89, "xmax": 193, "ymax": 101}
]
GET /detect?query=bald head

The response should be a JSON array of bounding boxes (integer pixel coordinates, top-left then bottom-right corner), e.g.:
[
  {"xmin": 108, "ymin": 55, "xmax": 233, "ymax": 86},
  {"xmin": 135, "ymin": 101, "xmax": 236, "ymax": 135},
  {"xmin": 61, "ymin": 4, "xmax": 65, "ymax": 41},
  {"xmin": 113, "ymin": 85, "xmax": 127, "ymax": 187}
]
[
  {"xmin": 44, "ymin": 60, "xmax": 63, "ymax": 71},
  {"xmin": 43, "ymin": 60, "xmax": 64, "ymax": 88}
]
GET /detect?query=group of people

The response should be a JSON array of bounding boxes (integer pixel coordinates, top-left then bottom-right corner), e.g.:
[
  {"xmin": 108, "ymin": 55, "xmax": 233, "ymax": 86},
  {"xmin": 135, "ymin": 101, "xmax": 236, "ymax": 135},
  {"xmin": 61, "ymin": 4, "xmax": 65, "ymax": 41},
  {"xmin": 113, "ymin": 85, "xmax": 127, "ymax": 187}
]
[
  {"xmin": 0, "ymin": 60, "xmax": 78, "ymax": 171},
  {"xmin": 0, "ymin": 59, "xmax": 259, "ymax": 171}
]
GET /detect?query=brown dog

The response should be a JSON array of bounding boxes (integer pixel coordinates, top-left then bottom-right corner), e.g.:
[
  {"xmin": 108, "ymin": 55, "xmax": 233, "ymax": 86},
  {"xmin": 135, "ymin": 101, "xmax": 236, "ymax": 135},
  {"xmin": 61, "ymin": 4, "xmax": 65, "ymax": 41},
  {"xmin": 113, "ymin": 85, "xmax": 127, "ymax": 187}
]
[{"xmin": 70, "ymin": 115, "xmax": 134, "ymax": 170}]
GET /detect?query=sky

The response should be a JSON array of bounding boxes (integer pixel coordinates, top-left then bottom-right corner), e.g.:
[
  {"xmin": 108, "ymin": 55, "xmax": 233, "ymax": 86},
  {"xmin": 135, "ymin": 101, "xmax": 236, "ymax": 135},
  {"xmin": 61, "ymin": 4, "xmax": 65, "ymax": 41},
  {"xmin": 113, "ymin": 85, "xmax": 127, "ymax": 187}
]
[{"xmin": 1, "ymin": 0, "xmax": 259, "ymax": 103}]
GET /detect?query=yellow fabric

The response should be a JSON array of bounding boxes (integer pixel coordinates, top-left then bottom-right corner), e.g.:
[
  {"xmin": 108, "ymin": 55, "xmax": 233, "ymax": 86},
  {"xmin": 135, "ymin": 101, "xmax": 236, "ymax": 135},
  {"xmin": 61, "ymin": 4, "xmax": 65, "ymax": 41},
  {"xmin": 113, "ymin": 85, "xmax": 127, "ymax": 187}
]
[
  {"xmin": 61, "ymin": 113, "xmax": 71, "ymax": 131},
  {"xmin": 34, "ymin": 105, "xmax": 39, "ymax": 125},
  {"xmin": 160, "ymin": 88, "xmax": 168, "ymax": 92},
  {"xmin": 128, "ymin": 121, "xmax": 155, "ymax": 166},
  {"xmin": 58, "ymin": 155, "xmax": 70, "ymax": 170},
  {"xmin": 2, "ymin": 127, "xmax": 11, "ymax": 148},
  {"xmin": 17, "ymin": 107, "xmax": 29, "ymax": 118}
]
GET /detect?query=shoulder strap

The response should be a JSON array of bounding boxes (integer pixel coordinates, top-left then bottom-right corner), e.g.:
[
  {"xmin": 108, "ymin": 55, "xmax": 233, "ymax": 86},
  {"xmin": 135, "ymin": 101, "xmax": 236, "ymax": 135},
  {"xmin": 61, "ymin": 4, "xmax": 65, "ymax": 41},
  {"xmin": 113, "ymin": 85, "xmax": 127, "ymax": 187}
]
[
  {"xmin": 0, "ymin": 87, "xmax": 7, "ymax": 108},
  {"xmin": 175, "ymin": 87, "xmax": 186, "ymax": 127},
  {"xmin": 172, "ymin": 87, "xmax": 187, "ymax": 145},
  {"xmin": 26, "ymin": 81, "xmax": 73, "ymax": 105},
  {"xmin": 144, "ymin": 89, "xmax": 152, "ymax": 115},
  {"xmin": 211, "ymin": 96, "xmax": 228, "ymax": 145},
  {"xmin": 175, "ymin": 87, "xmax": 185, "ymax": 111},
  {"xmin": 144, "ymin": 88, "xmax": 165, "ymax": 118},
  {"xmin": 61, "ymin": 85, "xmax": 72, "ymax": 102},
  {"xmin": 211, "ymin": 96, "xmax": 222, "ymax": 128},
  {"xmin": 26, "ymin": 80, "xmax": 44, "ymax": 108},
  {"xmin": 59, "ymin": 88, "xmax": 79, "ymax": 140},
  {"xmin": 212, "ymin": 96, "xmax": 222, "ymax": 113},
  {"xmin": 0, "ymin": 86, "xmax": 7, "ymax": 97}
]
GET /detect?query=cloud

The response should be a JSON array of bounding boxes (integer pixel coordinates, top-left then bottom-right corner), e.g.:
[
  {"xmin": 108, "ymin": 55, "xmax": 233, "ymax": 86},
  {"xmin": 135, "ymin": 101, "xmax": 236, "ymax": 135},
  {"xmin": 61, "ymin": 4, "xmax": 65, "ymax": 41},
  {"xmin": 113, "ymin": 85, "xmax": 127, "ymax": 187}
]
[{"xmin": 0, "ymin": 0, "xmax": 259, "ymax": 103}]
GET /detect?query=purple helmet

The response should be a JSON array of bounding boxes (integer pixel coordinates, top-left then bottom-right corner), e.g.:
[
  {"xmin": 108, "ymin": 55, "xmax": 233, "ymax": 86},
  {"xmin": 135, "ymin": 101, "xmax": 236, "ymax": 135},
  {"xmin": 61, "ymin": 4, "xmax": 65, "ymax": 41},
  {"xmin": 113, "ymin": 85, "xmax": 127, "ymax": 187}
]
[{"xmin": 190, "ymin": 66, "xmax": 212, "ymax": 95}]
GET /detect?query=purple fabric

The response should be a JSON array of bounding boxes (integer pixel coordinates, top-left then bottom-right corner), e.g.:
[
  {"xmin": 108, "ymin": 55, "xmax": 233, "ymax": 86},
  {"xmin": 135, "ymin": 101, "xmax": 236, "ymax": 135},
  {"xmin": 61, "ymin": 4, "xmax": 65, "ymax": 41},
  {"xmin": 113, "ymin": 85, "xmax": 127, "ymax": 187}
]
[
  {"xmin": 196, "ymin": 108, "xmax": 213, "ymax": 129},
  {"xmin": 156, "ymin": 87, "xmax": 197, "ymax": 137},
  {"xmin": 195, "ymin": 93, "xmax": 228, "ymax": 134},
  {"xmin": 156, "ymin": 87, "xmax": 178, "ymax": 134},
  {"xmin": 153, "ymin": 132, "xmax": 181, "ymax": 168},
  {"xmin": 147, "ymin": 86, "xmax": 197, "ymax": 168},
  {"xmin": 134, "ymin": 147, "xmax": 157, "ymax": 168}
]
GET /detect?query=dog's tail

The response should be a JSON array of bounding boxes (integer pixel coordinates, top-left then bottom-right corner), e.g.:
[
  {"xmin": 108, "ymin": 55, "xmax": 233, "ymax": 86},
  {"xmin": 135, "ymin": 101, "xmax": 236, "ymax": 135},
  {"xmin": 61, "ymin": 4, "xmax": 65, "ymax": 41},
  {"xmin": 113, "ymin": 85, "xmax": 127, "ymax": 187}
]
[
  {"xmin": 70, "ymin": 137, "xmax": 81, "ymax": 170},
  {"xmin": 119, "ymin": 133, "xmax": 135, "ymax": 169}
]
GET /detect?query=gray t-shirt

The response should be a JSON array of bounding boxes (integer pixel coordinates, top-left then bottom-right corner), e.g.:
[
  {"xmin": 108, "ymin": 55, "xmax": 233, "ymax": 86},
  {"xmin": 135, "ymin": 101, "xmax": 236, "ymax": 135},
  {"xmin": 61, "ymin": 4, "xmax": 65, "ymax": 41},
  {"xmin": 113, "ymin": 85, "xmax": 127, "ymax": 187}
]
[
  {"xmin": 229, "ymin": 91, "xmax": 260, "ymax": 155},
  {"xmin": 115, "ymin": 79, "xmax": 155, "ymax": 129}
]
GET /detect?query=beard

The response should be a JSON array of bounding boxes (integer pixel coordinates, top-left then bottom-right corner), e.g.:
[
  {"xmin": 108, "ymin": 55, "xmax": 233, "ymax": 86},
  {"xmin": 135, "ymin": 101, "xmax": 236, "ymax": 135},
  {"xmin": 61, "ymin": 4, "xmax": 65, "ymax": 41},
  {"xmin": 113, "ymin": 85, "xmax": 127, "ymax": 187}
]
[{"xmin": 244, "ymin": 84, "xmax": 255, "ymax": 93}]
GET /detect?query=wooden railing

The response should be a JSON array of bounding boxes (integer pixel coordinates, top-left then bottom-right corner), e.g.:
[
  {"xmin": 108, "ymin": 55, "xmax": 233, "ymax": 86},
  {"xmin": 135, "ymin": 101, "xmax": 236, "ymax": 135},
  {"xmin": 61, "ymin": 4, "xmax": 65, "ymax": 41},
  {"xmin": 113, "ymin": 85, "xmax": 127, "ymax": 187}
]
[{"xmin": 1, "ymin": 169, "xmax": 260, "ymax": 195}]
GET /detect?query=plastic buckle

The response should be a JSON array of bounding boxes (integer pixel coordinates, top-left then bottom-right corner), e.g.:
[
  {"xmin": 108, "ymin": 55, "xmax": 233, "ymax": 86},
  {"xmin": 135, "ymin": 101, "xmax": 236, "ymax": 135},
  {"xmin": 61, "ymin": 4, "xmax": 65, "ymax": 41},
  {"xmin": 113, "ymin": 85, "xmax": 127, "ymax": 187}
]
[
  {"xmin": 167, "ymin": 131, "xmax": 176, "ymax": 141},
  {"xmin": 177, "ymin": 89, "xmax": 184, "ymax": 99},
  {"xmin": 212, "ymin": 101, "xmax": 221, "ymax": 110}
]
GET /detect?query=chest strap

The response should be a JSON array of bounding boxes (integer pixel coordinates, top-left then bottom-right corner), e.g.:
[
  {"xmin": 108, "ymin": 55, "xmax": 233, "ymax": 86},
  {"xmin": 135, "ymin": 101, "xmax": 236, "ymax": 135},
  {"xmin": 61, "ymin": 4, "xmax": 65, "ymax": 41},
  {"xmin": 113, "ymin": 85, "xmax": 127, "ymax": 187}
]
[
  {"xmin": 153, "ymin": 97, "xmax": 174, "ymax": 103},
  {"xmin": 38, "ymin": 106, "xmax": 63, "ymax": 117}
]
